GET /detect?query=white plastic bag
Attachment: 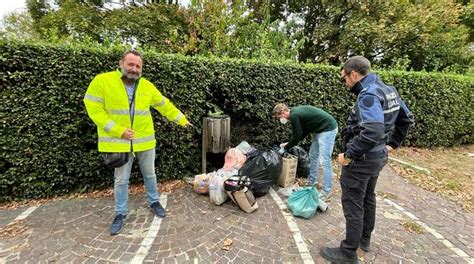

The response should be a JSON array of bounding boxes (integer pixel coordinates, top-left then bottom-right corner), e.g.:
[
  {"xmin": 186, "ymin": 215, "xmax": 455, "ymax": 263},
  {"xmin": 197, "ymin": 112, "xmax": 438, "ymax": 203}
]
[
  {"xmin": 209, "ymin": 169, "xmax": 237, "ymax": 205},
  {"xmin": 277, "ymin": 183, "xmax": 301, "ymax": 197},
  {"xmin": 235, "ymin": 141, "xmax": 254, "ymax": 155}
]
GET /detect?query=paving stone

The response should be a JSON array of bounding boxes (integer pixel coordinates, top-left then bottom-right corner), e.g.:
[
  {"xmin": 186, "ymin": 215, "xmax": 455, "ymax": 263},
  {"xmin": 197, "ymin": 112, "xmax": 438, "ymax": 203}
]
[{"xmin": 1, "ymin": 166, "xmax": 473, "ymax": 263}]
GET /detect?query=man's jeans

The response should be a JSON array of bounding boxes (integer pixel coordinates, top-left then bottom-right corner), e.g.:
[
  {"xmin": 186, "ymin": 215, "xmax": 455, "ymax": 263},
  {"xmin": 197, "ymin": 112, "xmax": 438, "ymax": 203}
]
[
  {"xmin": 114, "ymin": 148, "xmax": 159, "ymax": 215},
  {"xmin": 308, "ymin": 127, "xmax": 338, "ymax": 194}
]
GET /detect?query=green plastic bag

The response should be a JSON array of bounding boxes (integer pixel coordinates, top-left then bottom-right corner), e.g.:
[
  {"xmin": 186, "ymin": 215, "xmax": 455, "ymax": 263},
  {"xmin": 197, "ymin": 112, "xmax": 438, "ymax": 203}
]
[{"xmin": 288, "ymin": 186, "xmax": 319, "ymax": 219}]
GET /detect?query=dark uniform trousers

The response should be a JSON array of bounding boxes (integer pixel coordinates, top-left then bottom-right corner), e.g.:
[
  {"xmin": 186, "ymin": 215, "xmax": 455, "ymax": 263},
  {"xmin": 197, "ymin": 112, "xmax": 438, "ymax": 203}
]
[{"xmin": 339, "ymin": 156, "xmax": 388, "ymax": 257}]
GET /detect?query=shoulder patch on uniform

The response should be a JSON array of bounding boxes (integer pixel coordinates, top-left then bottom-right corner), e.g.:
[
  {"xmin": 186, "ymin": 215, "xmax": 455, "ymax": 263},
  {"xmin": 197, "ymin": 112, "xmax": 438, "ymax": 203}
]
[{"xmin": 362, "ymin": 96, "xmax": 374, "ymax": 108}]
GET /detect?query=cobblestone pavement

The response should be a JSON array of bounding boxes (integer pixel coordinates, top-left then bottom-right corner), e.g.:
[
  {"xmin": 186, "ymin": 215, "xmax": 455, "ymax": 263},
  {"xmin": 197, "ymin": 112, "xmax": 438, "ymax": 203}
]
[{"xmin": 1, "ymin": 165, "xmax": 473, "ymax": 263}]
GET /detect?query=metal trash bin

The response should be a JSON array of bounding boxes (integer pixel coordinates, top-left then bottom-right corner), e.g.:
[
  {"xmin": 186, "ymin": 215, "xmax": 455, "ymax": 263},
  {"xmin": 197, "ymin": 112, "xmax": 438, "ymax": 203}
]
[{"xmin": 202, "ymin": 116, "xmax": 231, "ymax": 173}]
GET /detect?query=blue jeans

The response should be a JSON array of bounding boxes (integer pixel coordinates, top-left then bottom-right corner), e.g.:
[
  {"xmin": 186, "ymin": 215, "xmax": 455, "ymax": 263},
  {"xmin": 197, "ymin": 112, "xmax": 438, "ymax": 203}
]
[
  {"xmin": 309, "ymin": 127, "xmax": 338, "ymax": 194},
  {"xmin": 114, "ymin": 148, "xmax": 159, "ymax": 215}
]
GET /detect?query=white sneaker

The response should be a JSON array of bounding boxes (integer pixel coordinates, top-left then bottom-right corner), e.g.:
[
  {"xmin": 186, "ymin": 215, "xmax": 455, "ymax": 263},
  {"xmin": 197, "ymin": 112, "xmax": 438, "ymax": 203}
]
[{"xmin": 318, "ymin": 199, "xmax": 329, "ymax": 212}]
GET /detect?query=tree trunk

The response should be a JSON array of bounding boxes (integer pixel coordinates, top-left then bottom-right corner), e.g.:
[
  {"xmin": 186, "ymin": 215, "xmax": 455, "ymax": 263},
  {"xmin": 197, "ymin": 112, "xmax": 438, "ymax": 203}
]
[{"xmin": 298, "ymin": 4, "xmax": 319, "ymax": 62}]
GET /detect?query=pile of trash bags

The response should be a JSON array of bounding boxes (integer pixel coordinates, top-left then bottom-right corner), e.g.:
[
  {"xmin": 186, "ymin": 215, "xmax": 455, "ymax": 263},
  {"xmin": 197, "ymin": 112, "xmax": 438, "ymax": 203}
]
[
  {"xmin": 239, "ymin": 149, "xmax": 282, "ymax": 197},
  {"xmin": 288, "ymin": 146, "xmax": 310, "ymax": 178},
  {"xmin": 191, "ymin": 141, "xmax": 327, "ymax": 218},
  {"xmin": 192, "ymin": 141, "xmax": 283, "ymax": 212}
]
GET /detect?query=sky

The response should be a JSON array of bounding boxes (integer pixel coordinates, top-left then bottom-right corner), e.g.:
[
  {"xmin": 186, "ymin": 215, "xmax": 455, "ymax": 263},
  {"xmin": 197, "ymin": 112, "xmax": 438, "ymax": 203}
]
[
  {"xmin": 0, "ymin": 0, "xmax": 27, "ymax": 19},
  {"xmin": 0, "ymin": 0, "xmax": 191, "ymax": 28},
  {"xmin": 0, "ymin": 0, "xmax": 191, "ymax": 19}
]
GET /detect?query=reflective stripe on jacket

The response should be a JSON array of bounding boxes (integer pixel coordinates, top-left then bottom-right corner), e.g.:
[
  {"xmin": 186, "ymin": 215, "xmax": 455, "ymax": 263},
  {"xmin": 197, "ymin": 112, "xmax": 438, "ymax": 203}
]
[{"xmin": 84, "ymin": 70, "xmax": 188, "ymax": 152}]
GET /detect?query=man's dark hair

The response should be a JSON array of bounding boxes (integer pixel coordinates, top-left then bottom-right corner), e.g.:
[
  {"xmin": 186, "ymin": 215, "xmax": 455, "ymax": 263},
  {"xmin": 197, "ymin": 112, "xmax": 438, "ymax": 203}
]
[
  {"xmin": 342, "ymin": 56, "xmax": 371, "ymax": 75},
  {"xmin": 120, "ymin": 50, "xmax": 142, "ymax": 60}
]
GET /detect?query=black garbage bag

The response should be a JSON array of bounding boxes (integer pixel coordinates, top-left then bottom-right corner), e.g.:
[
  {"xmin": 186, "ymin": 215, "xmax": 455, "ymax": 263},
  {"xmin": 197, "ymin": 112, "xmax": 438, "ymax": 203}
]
[
  {"xmin": 288, "ymin": 146, "xmax": 310, "ymax": 178},
  {"xmin": 239, "ymin": 150, "xmax": 282, "ymax": 197}
]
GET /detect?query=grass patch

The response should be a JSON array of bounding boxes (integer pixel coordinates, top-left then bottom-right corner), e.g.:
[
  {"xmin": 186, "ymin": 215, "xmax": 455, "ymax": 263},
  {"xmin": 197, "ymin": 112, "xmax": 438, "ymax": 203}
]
[
  {"xmin": 376, "ymin": 191, "xmax": 398, "ymax": 199},
  {"xmin": 400, "ymin": 220, "xmax": 424, "ymax": 234},
  {"xmin": 389, "ymin": 145, "xmax": 473, "ymax": 212},
  {"xmin": 445, "ymin": 180, "xmax": 462, "ymax": 191}
]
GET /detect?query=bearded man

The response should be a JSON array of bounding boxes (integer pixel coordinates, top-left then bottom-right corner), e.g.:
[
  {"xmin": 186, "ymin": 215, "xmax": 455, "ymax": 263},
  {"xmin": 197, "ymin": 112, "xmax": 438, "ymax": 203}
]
[{"xmin": 84, "ymin": 50, "xmax": 190, "ymax": 235}]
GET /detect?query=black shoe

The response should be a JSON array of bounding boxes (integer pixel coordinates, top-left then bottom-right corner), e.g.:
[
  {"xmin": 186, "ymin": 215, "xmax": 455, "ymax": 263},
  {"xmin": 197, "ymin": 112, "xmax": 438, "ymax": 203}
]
[
  {"xmin": 360, "ymin": 238, "xmax": 370, "ymax": 252},
  {"xmin": 150, "ymin": 201, "xmax": 166, "ymax": 218},
  {"xmin": 110, "ymin": 214, "xmax": 126, "ymax": 236},
  {"xmin": 320, "ymin": 247, "xmax": 360, "ymax": 263}
]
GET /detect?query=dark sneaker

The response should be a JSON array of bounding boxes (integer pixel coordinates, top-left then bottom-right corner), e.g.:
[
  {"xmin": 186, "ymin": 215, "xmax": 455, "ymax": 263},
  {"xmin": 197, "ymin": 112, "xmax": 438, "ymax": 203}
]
[
  {"xmin": 320, "ymin": 247, "xmax": 360, "ymax": 264},
  {"xmin": 110, "ymin": 214, "xmax": 126, "ymax": 236},
  {"xmin": 150, "ymin": 201, "xmax": 166, "ymax": 218},
  {"xmin": 360, "ymin": 238, "xmax": 370, "ymax": 252}
]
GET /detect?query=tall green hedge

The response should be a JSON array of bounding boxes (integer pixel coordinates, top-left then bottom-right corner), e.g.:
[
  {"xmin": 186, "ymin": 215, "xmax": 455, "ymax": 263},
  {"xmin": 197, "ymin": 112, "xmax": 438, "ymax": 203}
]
[{"xmin": 1, "ymin": 41, "xmax": 472, "ymax": 202}]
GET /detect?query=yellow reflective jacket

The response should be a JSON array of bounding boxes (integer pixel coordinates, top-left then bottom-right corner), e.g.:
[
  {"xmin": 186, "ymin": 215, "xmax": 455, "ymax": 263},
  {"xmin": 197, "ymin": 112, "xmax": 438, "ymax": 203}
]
[{"xmin": 84, "ymin": 70, "xmax": 188, "ymax": 152}]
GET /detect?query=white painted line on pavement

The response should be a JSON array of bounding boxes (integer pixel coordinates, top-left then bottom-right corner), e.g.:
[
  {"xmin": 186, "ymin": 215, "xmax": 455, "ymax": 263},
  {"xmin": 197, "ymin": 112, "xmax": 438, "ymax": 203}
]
[
  {"xmin": 388, "ymin": 157, "xmax": 431, "ymax": 174},
  {"xmin": 384, "ymin": 198, "xmax": 474, "ymax": 263},
  {"xmin": 269, "ymin": 188, "xmax": 315, "ymax": 264},
  {"xmin": 14, "ymin": 206, "xmax": 38, "ymax": 221},
  {"xmin": 64, "ymin": 206, "xmax": 110, "ymax": 225},
  {"xmin": 131, "ymin": 194, "xmax": 168, "ymax": 264},
  {"xmin": 1, "ymin": 206, "xmax": 38, "ymax": 233}
]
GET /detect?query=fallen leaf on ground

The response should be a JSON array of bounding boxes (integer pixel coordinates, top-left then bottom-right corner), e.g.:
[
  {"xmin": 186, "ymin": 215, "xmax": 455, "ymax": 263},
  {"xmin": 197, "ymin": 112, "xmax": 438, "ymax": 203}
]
[
  {"xmin": 159, "ymin": 180, "xmax": 187, "ymax": 193},
  {"xmin": 389, "ymin": 146, "xmax": 473, "ymax": 213},
  {"xmin": 0, "ymin": 221, "xmax": 28, "ymax": 238},
  {"xmin": 222, "ymin": 238, "xmax": 233, "ymax": 251},
  {"xmin": 0, "ymin": 180, "xmax": 187, "ymax": 210},
  {"xmin": 400, "ymin": 220, "xmax": 424, "ymax": 234}
]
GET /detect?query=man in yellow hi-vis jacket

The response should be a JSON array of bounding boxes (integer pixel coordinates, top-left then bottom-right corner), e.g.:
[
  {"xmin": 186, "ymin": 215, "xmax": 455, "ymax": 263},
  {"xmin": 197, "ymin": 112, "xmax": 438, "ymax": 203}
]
[{"xmin": 84, "ymin": 50, "xmax": 190, "ymax": 235}]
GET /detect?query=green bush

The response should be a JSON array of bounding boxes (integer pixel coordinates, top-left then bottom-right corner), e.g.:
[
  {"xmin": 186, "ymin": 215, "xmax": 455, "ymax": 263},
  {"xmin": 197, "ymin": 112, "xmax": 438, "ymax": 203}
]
[{"xmin": 1, "ymin": 41, "xmax": 472, "ymax": 202}]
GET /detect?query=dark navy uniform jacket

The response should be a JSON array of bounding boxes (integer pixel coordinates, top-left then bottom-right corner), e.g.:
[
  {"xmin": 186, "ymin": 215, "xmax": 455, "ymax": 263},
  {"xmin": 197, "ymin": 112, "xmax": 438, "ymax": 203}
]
[{"xmin": 342, "ymin": 73, "xmax": 414, "ymax": 160}]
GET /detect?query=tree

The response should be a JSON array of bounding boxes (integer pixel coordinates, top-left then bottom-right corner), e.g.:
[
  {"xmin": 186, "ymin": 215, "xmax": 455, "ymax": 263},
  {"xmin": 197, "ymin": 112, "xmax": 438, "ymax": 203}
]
[
  {"xmin": 247, "ymin": 0, "xmax": 472, "ymax": 73},
  {"xmin": 459, "ymin": 1, "xmax": 473, "ymax": 43},
  {"xmin": 341, "ymin": 1, "xmax": 471, "ymax": 72},
  {"xmin": 0, "ymin": 11, "xmax": 39, "ymax": 40},
  {"xmin": 185, "ymin": 0, "xmax": 300, "ymax": 60},
  {"xmin": 9, "ymin": 0, "xmax": 472, "ymax": 73}
]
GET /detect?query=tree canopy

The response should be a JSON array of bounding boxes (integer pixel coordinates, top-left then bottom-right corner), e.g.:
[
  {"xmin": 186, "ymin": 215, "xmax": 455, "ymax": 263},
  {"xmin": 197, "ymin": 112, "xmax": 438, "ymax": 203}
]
[{"xmin": 1, "ymin": 0, "xmax": 472, "ymax": 74}]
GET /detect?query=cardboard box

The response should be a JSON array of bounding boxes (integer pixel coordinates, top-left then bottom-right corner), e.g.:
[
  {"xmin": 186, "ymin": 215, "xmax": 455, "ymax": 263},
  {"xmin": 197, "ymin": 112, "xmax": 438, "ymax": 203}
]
[{"xmin": 277, "ymin": 154, "xmax": 298, "ymax": 187}]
